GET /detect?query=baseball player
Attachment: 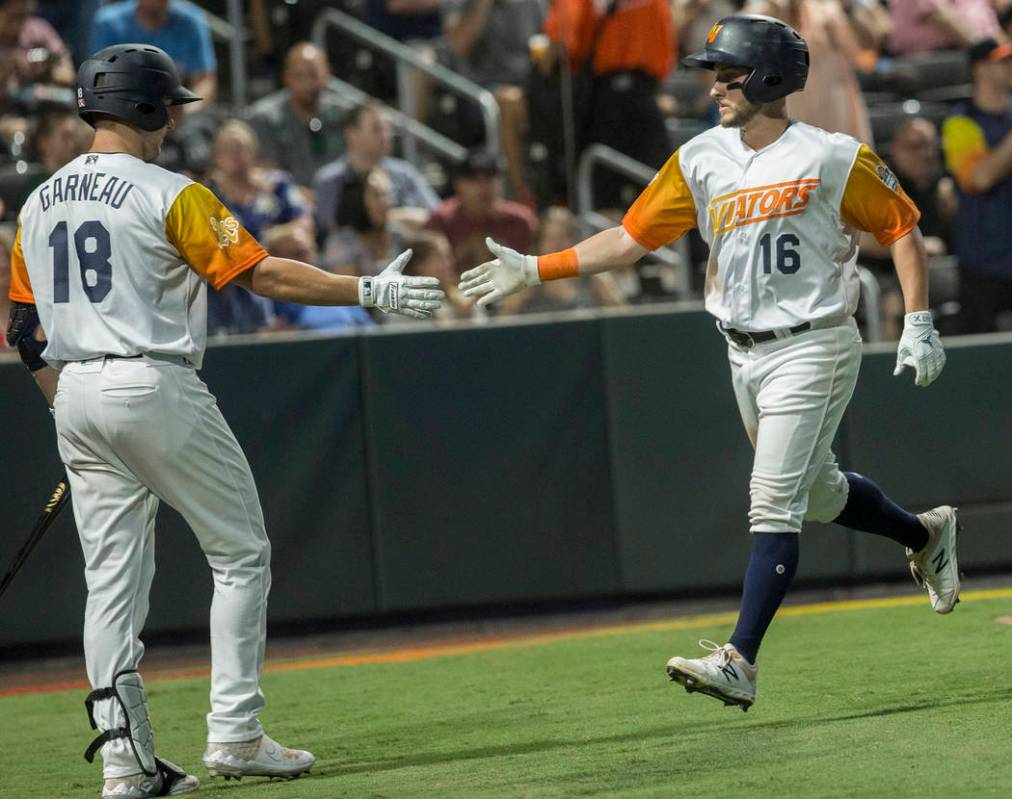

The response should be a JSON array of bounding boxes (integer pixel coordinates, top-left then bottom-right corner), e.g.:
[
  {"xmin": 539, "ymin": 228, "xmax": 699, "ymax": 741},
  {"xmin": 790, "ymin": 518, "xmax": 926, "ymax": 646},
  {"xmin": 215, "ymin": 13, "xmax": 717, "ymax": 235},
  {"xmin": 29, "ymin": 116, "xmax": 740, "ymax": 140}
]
[
  {"xmin": 7, "ymin": 45, "xmax": 443, "ymax": 798},
  {"xmin": 460, "ymin": 15, "xmax": 959, "ymax": 711}
]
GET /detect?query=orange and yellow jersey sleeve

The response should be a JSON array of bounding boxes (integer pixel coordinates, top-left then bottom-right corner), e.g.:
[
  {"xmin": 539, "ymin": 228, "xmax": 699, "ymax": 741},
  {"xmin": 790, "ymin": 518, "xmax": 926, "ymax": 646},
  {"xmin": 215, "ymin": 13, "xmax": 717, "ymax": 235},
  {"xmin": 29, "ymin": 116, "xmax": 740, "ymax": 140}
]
[
  {"xmin": 622, "ymin": 149, "xmax": 698, "ymax": 250},
  {"xmin": 941, "ymin": 115, "xmax": 988, "ymax": 193},
  {"xmin": 840, "ymin": 144, "xmax": 920, "ymax": 246},
  {"xmin": 8, "ymin": 224, "xmax": 35, "ymax": 303},
  {"xmin": 165, "ymin": 183, "xmax": 267, "ymax": 290}
]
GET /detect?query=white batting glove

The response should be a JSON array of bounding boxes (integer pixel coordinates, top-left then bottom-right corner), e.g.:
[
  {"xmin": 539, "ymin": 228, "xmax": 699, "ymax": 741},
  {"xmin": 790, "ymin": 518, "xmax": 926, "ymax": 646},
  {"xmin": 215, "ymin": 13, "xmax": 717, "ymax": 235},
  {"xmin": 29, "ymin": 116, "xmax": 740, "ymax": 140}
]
[
  {"xmin": 359, "ymin": 249, "xmax": 445, "ymax": 319},
  {"xmin": 893, "ymin": 311, "xmax": 945, "ymax": 387},
  {"xmin": 458, "ymin": 237, "xmax": 540, "ymax": 307}
]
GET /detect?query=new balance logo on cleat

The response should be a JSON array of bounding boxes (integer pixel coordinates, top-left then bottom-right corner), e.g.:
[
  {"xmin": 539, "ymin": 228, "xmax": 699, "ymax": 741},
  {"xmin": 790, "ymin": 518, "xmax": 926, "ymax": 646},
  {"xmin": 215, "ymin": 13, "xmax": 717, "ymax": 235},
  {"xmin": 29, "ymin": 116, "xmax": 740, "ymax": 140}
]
[
  {"xmin": 720, "ymin": 663, "xmax": 738, "ymax": 681},
  {"xmin": 910, "ymin": 506, "xmax": 961, "ymax": 614},
  {"xmin": 665, "ymin": 640, "xmax": 758, "ymax": 711}
]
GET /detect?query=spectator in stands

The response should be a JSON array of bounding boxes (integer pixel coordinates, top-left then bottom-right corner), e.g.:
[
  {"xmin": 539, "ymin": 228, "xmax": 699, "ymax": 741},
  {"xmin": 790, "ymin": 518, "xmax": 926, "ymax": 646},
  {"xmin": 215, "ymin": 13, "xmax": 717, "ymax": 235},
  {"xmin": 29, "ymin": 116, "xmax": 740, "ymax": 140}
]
[
  {"xmin": 500, "ymin": 205, "xmax": 626, "ymax": 315},
  {"xmin": 0, "ymin": 105, "xmax": 89, "ymax": 220},
  {"xmin": 205, "ymin": 120, "xmax": 308, "ymax": 335},
  {"xmin": 367, "ymin": 0, "xmax": 441, "ymax": 42},
  {"xmin": 444, "ymin": 0, "xmax": 545, "ymax": 203},
  {"xmin": 542, "ymin": 0, "xmax": 674, "ymax": 208},
  {"xmin": 859, "ymin": 117, "xmax": 957, "ymax": 338},
  {"xmin": 942, "ymin": 38, "xmax": 1012, "ymax": 333},
  {"xmin": 313, "ymin": 101, "xmax": 439, "ymax": 239},
  {"xmin": 424, "ymin": 149, "xmax": 536, "ymax": 276},
  {"xmin": 91, "ymin": 0, "xmax": 216, "ymax": 108},
  {"xmin": 246, "ymin": 41, "xmax": 347, "ymax": 189},
  {"xmin": 36, "ymin": 0, "xmax": 100, "ymax": 64},
  {"xmin": 265, "ymin": 224, "xmax": 376, "ymax": 331},
  {"xmin": 748, "ymin": 0, "xmax": 873, "ymax": 143},
  {"xmin": 888, "ymin": 0, "xmax": 1003, "ymax": 56},
  {"xmin": 0, "ymin": 0, "xmax": 75, "ymax": 118},
  {"xmin": 322, "ymin": 166, "xmax": 413, "ymax": 277},
  {"xmin": 871, "ymin": 117, "xmax": 956, "ymax": 257},
  {"xmin": 365, "ymin": 0, "xmax": 442, "ymax": 121}
]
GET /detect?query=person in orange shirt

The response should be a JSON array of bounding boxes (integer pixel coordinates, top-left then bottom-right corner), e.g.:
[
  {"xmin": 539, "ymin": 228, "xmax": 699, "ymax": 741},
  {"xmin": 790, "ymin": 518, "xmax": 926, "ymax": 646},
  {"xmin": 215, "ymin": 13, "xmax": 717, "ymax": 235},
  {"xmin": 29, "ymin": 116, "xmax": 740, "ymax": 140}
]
[{"xmin": 542, "ymin": 0, "xmax": 675, "ymax": 207}]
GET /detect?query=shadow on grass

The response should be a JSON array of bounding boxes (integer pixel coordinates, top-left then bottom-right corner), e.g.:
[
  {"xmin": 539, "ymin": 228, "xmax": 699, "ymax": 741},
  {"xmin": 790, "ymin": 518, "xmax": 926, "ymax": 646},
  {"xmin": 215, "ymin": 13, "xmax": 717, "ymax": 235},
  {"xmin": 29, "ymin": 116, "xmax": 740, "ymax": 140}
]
[{"xmin": 315, "ymin": 687, "xmax": 1012, "ymax": 779}]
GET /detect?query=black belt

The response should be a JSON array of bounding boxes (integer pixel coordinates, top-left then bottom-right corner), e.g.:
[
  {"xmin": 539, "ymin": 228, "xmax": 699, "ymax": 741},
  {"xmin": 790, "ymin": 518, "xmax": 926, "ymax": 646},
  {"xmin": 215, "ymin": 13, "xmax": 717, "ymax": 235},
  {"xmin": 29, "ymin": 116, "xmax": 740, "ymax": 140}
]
[
  {"xmin": 105, "ymin": 354, "xmax": 143, "ymax": 359},
  {"xmin": 722, "ymin": 322, "xmax": 811, "ymax": 349}
]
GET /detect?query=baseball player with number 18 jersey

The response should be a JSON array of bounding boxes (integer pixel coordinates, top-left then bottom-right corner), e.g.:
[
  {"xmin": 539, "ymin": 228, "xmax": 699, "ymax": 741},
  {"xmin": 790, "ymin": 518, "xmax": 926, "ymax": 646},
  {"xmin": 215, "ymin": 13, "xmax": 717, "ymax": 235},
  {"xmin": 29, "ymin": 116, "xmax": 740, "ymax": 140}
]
[
  {"xmin": 7, "ymin": 45, "xmax": 443, "ymax": 798},
  {"xmin": 460, "ymin": 15, "xmax": 960, "ymax": 712}
]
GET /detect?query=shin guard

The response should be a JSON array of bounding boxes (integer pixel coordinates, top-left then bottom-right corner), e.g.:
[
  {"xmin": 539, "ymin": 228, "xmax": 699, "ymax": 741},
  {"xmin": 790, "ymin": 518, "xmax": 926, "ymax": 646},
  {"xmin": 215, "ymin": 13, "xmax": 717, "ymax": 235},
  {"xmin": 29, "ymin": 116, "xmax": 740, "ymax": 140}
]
[{"xmin": 84, "ymin": 669, "xmax": 157, "ymax": 776}]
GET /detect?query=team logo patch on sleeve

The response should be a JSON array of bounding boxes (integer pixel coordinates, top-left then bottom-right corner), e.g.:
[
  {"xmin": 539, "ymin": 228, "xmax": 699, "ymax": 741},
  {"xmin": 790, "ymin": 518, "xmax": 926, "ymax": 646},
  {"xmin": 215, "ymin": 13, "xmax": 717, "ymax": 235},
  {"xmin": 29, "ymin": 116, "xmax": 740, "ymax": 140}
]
[
  {"xmin": 876, "ymin": 164, "xmax": 899, "ymax": 191},
  {"xmin": 209, "ymin": 216, "xmax": 240, "ymax": 249}
]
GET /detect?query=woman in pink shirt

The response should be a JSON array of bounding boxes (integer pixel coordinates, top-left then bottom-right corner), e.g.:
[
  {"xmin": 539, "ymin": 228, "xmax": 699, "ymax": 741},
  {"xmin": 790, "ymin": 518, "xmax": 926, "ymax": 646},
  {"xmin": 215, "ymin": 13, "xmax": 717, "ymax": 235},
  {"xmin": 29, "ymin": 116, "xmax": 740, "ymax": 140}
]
[{"xmin": 888, "ymin": 0, "xmax": 1003, "ymax": 55}]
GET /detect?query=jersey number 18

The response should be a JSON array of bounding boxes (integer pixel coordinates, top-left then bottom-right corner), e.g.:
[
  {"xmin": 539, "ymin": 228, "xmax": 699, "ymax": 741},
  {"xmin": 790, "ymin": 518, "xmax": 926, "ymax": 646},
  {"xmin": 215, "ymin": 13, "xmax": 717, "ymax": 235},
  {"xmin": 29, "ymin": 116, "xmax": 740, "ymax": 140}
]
[{"xmin": 49, "ymin": 220, "xmax": 112, "ymax": 303}]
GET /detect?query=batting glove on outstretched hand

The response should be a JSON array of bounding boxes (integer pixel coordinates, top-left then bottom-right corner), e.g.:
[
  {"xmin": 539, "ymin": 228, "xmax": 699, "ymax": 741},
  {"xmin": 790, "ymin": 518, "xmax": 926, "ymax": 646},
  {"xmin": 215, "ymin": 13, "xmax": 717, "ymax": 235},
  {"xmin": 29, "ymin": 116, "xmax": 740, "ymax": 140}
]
[
  {"xmin": 894, "ymin": 311, "xmax": 945, "ymax": 387},
  {"xmin": 359, "ymin": 249, "xmax": 445, "ymax": 319},
  {"xmin": 458, "ymin": 237, "xmax": 540, "ymax": 307}
]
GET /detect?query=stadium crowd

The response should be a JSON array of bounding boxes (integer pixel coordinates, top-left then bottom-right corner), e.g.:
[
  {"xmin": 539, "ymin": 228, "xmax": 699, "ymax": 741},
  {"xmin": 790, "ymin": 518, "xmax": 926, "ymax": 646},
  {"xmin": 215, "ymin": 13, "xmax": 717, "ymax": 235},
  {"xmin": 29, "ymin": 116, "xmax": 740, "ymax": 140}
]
[{"xmin": 1, "ymin": 0, "xmax": 1010, "ymax": 338}]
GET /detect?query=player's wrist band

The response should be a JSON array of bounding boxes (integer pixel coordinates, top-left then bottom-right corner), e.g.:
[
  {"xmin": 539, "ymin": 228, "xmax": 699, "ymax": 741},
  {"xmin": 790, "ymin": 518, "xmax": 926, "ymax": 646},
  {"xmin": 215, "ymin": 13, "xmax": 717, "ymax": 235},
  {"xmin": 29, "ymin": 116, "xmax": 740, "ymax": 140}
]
[
  {"xmin": 358, "ymin": 276, "xmax": 375, "ymax": 307},
  {"xmin": 537, "ymin": 248, "xmax": 579, "ymax": 282}
]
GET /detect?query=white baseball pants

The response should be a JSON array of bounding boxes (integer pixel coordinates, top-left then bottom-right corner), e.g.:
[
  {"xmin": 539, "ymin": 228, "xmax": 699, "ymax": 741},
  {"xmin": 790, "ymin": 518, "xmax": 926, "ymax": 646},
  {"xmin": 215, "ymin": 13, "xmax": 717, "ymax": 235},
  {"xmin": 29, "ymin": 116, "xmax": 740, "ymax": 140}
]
[
  {"xmin": 54, "ymin": 356, "xmax": 271, "ymax": 778},
  {"xmin": 728, "ymin": 319, "xmax": 862, "ymax": 533}
]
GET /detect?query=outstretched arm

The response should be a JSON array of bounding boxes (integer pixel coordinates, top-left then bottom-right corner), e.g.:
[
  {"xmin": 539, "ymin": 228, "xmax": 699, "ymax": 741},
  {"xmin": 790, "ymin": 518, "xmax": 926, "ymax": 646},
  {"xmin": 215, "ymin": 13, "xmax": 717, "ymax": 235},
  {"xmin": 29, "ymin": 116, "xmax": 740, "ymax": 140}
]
[
  {"xmin": 233, "ymin": 251, "xmax": 445, "ymax": 320},
  {"xmin": 459, "ymin": 226, "xmax": 648, "ymax": 307}
]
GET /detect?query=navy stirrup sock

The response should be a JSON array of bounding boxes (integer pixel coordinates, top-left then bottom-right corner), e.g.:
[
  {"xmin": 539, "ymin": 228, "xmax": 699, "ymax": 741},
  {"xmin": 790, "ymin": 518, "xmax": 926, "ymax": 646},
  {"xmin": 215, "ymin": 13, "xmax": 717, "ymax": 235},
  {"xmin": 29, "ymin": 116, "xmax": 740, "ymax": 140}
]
[
  {"xmin": 834, "ymin": 472, "xmax": 928, "ymax": 551},
  {"xmin": 729, "ymin": 532, "xmax": 799, "ymax": 665}
]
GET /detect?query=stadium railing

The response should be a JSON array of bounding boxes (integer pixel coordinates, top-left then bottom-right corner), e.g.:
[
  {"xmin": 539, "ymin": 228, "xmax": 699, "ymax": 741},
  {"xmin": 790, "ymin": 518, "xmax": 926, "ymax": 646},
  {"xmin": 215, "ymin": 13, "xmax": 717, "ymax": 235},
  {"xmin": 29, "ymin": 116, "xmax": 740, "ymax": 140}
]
[
  {"xmin": 311, "ymin": 7, "xmax": 501, "ymax": 167},
  {"xmin": 575, "ymin": 143, "xmax": 692, "ymax": 298}
]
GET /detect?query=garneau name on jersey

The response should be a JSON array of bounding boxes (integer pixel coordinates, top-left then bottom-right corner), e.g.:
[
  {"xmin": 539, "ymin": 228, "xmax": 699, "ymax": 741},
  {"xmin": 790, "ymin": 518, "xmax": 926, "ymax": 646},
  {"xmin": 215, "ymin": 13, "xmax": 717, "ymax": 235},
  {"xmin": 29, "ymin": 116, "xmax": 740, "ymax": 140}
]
[
  {"xmin": 622, "ymin": 121, "xmax": 920, "ymax": 331},
  {"xmin": 38, "ymin": 171, "xmax": 135, "ymax": 211}
]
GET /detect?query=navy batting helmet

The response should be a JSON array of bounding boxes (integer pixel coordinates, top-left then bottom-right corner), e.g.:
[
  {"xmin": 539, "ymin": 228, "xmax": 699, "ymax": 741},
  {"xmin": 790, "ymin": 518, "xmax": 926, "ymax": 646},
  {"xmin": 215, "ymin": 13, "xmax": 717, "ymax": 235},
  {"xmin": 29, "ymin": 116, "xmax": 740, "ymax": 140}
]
[
  {"xmin": 682, "ymin": 15, "xmax": 809, "ymax": 103},
  {"xmin": 76, "ymin": 44, "xmax": 201, "ymax": 132}
]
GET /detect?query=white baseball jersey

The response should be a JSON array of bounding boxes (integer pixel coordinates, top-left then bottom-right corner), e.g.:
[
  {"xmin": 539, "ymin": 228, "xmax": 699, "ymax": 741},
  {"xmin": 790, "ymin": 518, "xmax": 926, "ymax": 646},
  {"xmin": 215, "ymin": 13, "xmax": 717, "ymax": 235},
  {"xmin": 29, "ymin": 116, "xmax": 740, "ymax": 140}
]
[
  {"xmin": 10, "ymin": 152, "xmax": 266, "ymax": 368},
  {"xmin": 623, "ymin": 121, "xmax": 920, "ymax": 331}
]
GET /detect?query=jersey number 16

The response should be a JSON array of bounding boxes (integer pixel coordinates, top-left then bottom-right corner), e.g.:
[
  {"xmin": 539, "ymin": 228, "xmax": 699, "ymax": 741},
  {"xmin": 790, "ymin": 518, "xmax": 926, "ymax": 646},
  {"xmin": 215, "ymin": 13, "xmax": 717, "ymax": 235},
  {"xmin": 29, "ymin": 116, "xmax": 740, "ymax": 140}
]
[
  {"xmin": 49, "ymin": 220, "xmax": 112, "ymax": 303},
  {"xmin": 759, "ymin": 233, "xmax": 801, "ymax": 275}
]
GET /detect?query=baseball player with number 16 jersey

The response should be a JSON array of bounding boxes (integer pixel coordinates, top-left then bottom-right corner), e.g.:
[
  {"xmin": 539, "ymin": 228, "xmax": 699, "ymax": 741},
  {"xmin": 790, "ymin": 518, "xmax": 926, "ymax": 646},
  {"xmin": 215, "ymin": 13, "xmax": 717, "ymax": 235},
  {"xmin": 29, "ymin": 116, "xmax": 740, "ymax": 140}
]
[{"xmin": 460, "ymin": 15, "xmax": 960, "ymax": 711}]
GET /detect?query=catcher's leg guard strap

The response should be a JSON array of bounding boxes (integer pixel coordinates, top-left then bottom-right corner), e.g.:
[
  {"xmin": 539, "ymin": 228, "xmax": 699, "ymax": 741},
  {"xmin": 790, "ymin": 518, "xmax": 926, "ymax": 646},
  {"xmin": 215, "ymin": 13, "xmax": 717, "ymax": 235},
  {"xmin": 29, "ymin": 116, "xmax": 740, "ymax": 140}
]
[
  {"xmin": 155, "ymin": 758, "xmax": 190, "ymax": 795},
  {"xmin": 83, "ymin": 669, "xmax": 157, "ymax": 776}
]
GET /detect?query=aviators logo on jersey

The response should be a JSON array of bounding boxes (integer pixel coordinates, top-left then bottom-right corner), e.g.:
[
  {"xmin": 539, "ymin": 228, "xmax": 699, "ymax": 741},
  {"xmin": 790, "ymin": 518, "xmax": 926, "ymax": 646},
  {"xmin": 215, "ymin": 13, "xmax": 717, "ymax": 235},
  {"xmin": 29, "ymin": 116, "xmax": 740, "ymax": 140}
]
[
  {"xmin": 708, "ymin": 179, "xmax": 820, "ymax": 237},
  {"xmin": 209, "ymin": 215, "xmax": 240, "ymax": 249}
]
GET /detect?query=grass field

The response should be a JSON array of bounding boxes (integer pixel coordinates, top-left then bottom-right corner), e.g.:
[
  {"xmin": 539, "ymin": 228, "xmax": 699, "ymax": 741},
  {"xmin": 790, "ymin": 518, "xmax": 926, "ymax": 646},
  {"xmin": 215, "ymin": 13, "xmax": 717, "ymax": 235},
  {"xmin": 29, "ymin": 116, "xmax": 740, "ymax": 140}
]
[{"xmin": 3, "ymin": 588, "xmax": 1011, "ymax": 798}]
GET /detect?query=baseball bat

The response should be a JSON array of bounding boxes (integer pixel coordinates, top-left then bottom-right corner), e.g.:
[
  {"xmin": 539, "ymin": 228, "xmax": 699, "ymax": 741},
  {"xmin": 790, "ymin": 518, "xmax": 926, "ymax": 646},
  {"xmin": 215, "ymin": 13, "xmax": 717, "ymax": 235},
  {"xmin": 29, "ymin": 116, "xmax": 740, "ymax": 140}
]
[{"xmin": 0, "ymin": 478, "xmax": 70, "ymax": 600}]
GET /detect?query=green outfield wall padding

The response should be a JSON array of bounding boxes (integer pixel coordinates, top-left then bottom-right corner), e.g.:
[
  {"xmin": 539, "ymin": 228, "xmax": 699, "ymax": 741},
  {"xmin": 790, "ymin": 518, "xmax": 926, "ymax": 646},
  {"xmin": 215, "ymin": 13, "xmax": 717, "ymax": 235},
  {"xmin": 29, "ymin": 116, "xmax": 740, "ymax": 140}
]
[
  {"xmin": 2, "ymin": 312, "xmax": 1011, "ymax": 650},
  {"xmin": 0, "ymin": 380, "xmax": 85, "ymax": 645},
  {"xmin": 845, "ymin": 341, "xmax": 1012, "ymax": 509},
  {"xmin": 358, "ymin": 320, "xmax": 620, "ymax": 611},
  {"xmin": 601, "ymin": 310, "xmax": 856, "ymax": 592}
]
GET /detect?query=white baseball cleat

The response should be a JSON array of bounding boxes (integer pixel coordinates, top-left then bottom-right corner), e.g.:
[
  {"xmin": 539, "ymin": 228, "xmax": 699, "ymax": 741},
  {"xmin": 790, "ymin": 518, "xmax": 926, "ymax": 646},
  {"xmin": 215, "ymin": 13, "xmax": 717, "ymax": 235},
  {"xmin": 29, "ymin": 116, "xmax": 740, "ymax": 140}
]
[
  {"xmin": 202, "ymin": 733, "xmax": 315, "ymax": 780},
  {"xmin": 909, "ymin": 505, "xmax": 961, "ymax": 614},
  {"xmin": 666, "ymin": 640, "xmax": 757, "ymax": 711},
  {"xmin": 102, "ymin": 759, "xmax": 199, "ymax": 797}
]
